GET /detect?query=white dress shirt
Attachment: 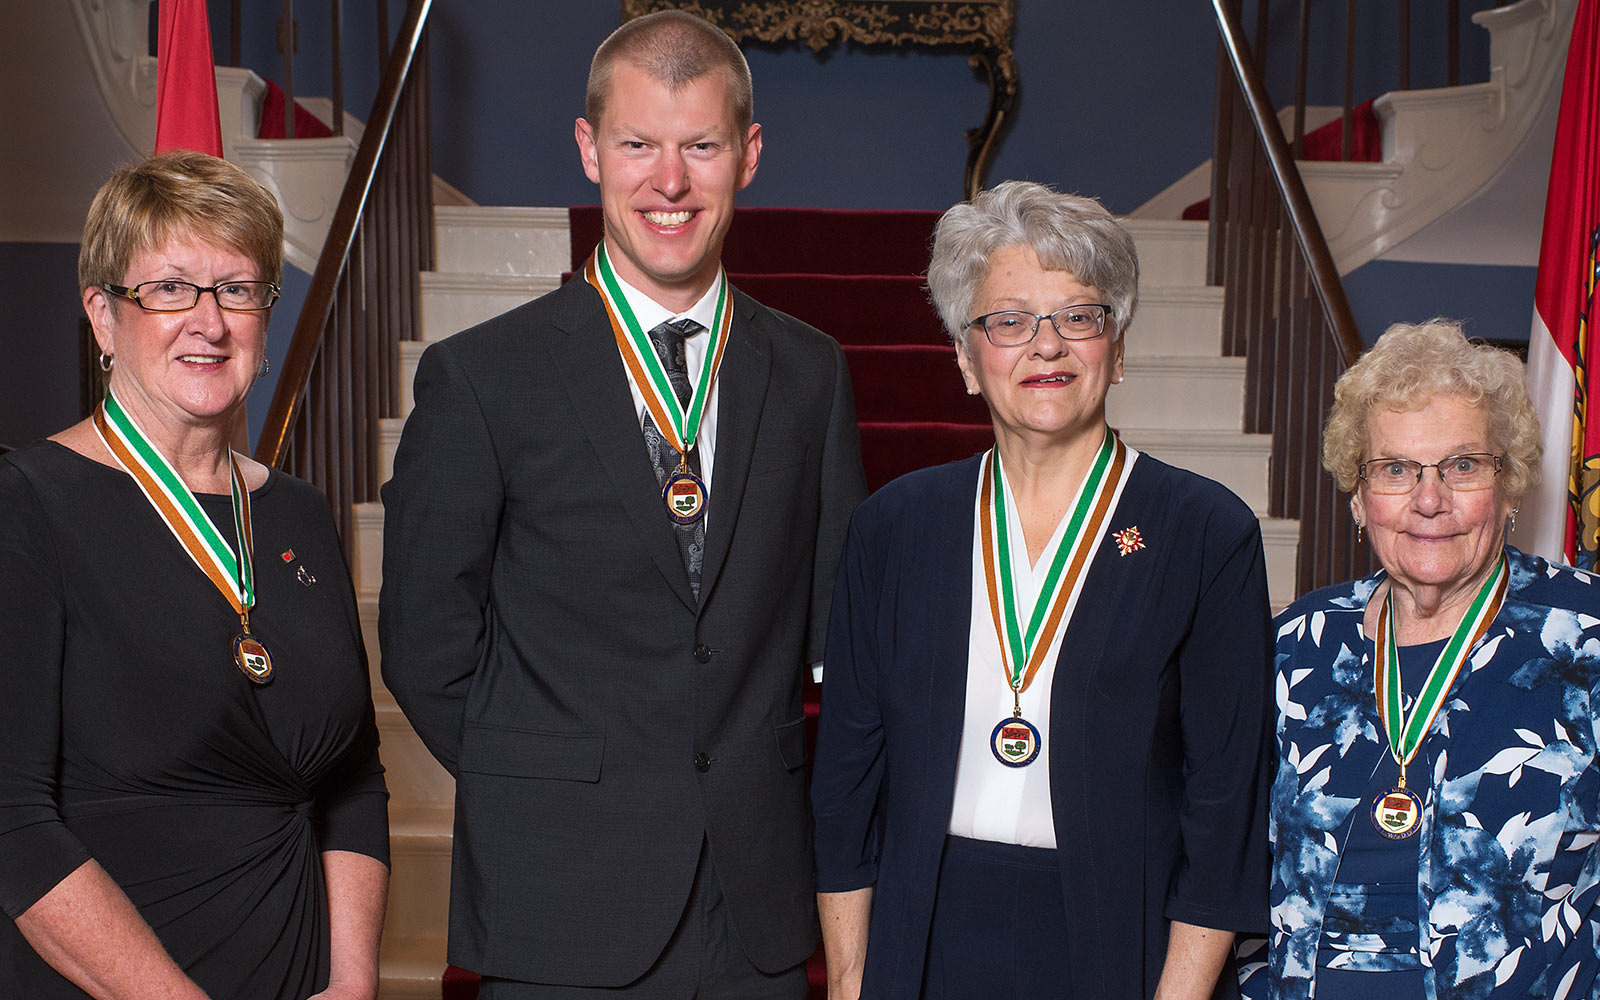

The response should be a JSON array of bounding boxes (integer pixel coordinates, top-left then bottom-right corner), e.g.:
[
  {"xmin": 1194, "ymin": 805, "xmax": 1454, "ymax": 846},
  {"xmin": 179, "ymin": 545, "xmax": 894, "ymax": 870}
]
[
  {"xmin": 608, "ymin": 268, "xmax": 725, "ymax": 494},
  {"xmin": 947, "ymin": 447, "xmax": 1139, "ymax": 847}
]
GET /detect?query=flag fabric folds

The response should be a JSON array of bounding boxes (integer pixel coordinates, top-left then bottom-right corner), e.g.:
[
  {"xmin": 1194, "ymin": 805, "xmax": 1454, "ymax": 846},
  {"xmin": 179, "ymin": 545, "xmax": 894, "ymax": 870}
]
[
  {"xmin": 1517, "ymin": 0, "xmax": 1600, "ymax": 568},
  {"xmin": 154, "ymin": 0, "xmax": 224, "ymax": 157}
]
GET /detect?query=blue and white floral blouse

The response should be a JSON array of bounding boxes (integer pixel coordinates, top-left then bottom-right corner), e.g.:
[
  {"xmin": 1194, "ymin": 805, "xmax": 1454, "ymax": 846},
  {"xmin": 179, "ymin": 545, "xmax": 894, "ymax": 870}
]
[{"xmin": 1238, "ymin": 547, "xmax": 1600, "ymax": 999}]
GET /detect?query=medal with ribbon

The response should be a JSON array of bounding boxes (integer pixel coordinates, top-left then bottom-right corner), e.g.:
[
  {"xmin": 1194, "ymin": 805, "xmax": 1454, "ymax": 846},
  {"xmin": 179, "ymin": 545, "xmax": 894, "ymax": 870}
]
[
  {"xmin": 1370, "ymin": 554, "xmax": 1507, "ymax": 838},
  {"xmin": 585, "ymin": 241, "xmax": 730, "ymax": 524},
  {"xmin": 980, "ymin": 429, "xmax": 1128, "ymax": 767},
  {"xmin": 92, "ymin": 387, "xmax": 274, "ymax": 684}
]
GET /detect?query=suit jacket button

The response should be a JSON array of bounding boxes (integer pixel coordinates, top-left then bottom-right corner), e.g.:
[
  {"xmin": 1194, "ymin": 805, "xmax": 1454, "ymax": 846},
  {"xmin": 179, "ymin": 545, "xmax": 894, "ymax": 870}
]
[
  {"xmin": 694, "ymin": 644, "xmax": 712, "ymax": 663},
  {"xmin": 693, "ymin": 752, "xmax": 711, "ymax": 772}
]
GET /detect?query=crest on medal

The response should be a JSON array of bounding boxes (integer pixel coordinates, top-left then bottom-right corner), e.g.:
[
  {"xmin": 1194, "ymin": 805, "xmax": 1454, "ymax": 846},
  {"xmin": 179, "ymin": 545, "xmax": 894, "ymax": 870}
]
[
  {"xmin": 1372, "ymin": 786, "xmax": 1423, "ymax": 839},
  {"xmin": 990, "ymin": 717, "xmax": 1041, "ymax": 768},
  {"xmin": 1114, "ymin": 526, "xmax": 1145, "ymax": 556},
  {"xmin": 234, "ymin": 634, "xmax": 275, "ymax": 685},
  {"xmin": 664, "ymin": 471, "xmax": 706, "ymax": 524}
]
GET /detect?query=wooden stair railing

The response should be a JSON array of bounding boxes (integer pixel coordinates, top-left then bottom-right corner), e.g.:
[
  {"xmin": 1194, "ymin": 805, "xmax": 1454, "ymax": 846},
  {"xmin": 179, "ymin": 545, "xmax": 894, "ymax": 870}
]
[
  {"xmin": 1209, "ymin": 0, "xmax": 1375, "ymax": 596},
  {"xmin": 254, "ymin": 0, "xmax": 434, "ymax": 550}
]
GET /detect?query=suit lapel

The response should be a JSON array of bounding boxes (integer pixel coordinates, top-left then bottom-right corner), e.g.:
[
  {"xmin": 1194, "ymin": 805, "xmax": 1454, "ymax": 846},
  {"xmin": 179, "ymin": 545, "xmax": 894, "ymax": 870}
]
[
  {"xmin": 696, "ymin": 289, "xmax": 771, "ymax": 604},
  {"xmin": 927, "ymin": 461, "xmax": 978, "ymax": 805},
  {"xmin": 548, "ymin": 280, "xmax": 698, "ymax": 611}
]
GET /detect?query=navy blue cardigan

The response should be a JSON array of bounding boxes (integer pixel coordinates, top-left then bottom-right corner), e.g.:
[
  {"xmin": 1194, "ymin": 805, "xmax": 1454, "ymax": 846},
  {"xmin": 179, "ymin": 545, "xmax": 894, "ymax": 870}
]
[{"xmin": 812, "ymin": 451, "xmax": 1274, "ymax": 999}]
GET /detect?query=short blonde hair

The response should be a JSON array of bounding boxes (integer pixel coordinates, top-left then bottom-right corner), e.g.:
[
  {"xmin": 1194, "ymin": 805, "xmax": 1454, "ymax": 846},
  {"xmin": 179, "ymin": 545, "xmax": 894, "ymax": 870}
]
[
  {"xmin": 927, "ymin": 180, "xmax": 1139, "ymax": 348},
  {"xmin": 1322, "ymin": 318, "xmax": 1540, "ymax": 503},
  {"xmin": 586, "ymin": 11, "xmax": 753, "ymax": 135},
  {"xmin": 78, "ymin": 151, "xmax": 284, "ymax": 291}
]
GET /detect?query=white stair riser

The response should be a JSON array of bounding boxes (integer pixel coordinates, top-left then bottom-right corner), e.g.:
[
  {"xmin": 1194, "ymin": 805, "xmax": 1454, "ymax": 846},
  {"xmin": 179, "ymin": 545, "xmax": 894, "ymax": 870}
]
[
  {"xmin": 379, "ymin": 418, "xmax": 405, "ymax": 489},
  {"xmin": 1119, "ymin": 431, "xmax": 1270, "ymax": 513},
  {"xmin": 1125, "ymin": 220, "xmax": 1210, "ymax": 287},
  {"xmin": 353, "ymin": 501, "xmax": 384, "ymax": 602},
  {"xmin": 434, "ymin": 206, "xmax": 571, "ymax": 276},
  {"xmin": 1123, "ymin": 286, "xmax": 1223, "ymax": 357},
  {"xmin": 421, "ymin": 273, "xmax": 558, "ymax": 343},
  {"xmin": 382, "ymin": 827, "xmax": 452, "ymax": 955},
  {"xmin": 399, "ymin": 341, "xmax": 427, "ymax": 417},
  {"xmin": 1107, "ymin": 359, "xmax": 1244, "ymax": 431},
  {"xmin": 1261, "ymin": 518, "xmax": 1300, "ymax": 611}
]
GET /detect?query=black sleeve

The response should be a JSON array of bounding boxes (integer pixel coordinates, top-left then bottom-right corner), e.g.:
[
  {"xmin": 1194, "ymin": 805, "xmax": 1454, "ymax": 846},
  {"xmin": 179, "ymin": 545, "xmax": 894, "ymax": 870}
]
[
  {"xmin": 379, "ymin": 340, "xmax": 506, "ymax": 776},
  {"xmin": 0, "ymin": 461, "xmax": 92, "ymax": 918},
  {"xmin": 1164, "ymin": 505, "xmax": 1274, "ymax": 934}
]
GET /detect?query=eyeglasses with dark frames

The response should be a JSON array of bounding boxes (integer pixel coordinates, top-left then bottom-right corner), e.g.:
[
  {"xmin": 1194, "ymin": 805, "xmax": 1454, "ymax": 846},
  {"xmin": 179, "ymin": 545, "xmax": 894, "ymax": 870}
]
[
  {"xmin": 966, "ymin": 304, "xmax": 1113, "ymax": 346},
  {"xmin": 104, "ymin": 279, "xmax": 281, "ymax": 313},
  {"xmin": 1357, "ymin": 453, "xmax": 1503, "ymax": 495}
]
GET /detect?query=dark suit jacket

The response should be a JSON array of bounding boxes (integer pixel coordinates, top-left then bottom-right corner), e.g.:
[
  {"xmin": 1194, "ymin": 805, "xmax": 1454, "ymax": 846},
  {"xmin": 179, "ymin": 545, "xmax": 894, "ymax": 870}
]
[
  {"xmin": 811, "ymin": 451, "xmax": 1272, "ymax": 999},
  {"xmin": 379, "ymin": 274, "xmax": 865, "ymax": 985}
]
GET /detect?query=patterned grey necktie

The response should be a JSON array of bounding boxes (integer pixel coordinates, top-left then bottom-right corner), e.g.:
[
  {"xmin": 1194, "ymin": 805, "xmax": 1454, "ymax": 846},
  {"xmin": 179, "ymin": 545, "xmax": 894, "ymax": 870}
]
[{"xmin": 642, "ymin": 318, "xmax": 706, "ymax": 598}]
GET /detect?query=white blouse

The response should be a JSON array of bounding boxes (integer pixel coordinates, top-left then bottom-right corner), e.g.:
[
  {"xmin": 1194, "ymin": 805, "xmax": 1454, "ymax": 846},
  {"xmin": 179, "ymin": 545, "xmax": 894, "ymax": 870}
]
[{"xmin": 947, "ymin": 446, "xmax": 1139, "ymax": 847}]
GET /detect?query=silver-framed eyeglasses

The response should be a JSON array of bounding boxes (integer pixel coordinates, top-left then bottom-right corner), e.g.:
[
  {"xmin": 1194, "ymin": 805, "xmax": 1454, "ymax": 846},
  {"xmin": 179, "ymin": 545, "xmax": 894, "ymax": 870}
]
[
  {"xmin": 966, "ymin": 304, "xmax": 1113, "ymax": 346},
  {"xmin": 105, "ymin": 279, "xmax": 281, "ymax": 313},
  {"xmin": 1357, "ymin": 453, "xmax": 1503, "ymax": 495}
]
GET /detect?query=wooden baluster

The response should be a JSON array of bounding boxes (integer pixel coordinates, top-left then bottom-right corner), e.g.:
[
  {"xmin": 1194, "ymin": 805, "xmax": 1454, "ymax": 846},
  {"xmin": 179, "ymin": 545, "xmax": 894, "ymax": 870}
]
[
  {"xmin": 1399, "ymin": 0, "xmax": 1411, "ymax": 90},
  {"xmin": 378, "ymin": 0, "xmax": 391, "ymax": 66},
  {"xmin": 279, "ymin": 0, "xmax": 295, "ymax": 138},
  {"xmin": 1342, "ymin": 0, "xmax": 1356, "ymax": 161},
  {"xmin": 331, "ymin": 0, "xmax": 344, "ymax": 135},
  {"xmin": 1448, "ymin": 0, "xmax": 1461, "ymax": 86},
  {"xmin": 1294, "ymin": 0, "xmax": 1310, "ymax": 158}
]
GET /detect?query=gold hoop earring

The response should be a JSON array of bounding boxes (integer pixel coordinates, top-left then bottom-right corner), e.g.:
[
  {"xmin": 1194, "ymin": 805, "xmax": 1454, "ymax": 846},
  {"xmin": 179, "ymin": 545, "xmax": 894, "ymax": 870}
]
[
  {"xmin": 99, "ymin": 351, "xmax": 113, "ymax": 372},
  {"xmin": 257, "ymin": 358, "xmax": 270, "ymax": 379}
]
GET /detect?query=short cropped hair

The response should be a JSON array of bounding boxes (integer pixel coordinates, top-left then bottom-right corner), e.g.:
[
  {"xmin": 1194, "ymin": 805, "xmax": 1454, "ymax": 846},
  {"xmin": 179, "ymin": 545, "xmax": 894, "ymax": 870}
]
[
  {"xmin": 78, "ymin": 150, "xmax": 284, "ymax": 291},
  {"xmin": 586, "ymin": 11, "xmax": 754, "ymax": 134},
  {"xmin": 1322, "ymin": 318, "xmax": 1540, "ymax": 503},
  {"xmin": 927, "ymin": 180, "xmax": 1140, "ymax": 348}
]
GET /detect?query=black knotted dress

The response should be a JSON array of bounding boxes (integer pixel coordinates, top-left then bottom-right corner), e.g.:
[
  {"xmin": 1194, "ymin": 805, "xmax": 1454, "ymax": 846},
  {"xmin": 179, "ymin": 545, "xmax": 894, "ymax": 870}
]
[{"xmin": 0, "ymin": 442, "xmax": 389, "ymax": 999}]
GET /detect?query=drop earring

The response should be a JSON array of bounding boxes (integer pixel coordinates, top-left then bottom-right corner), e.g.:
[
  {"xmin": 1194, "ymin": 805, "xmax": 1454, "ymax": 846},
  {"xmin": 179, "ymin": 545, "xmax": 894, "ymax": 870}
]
[
  {"xmin": 1509, "ymin": 507, "xmax": 1518, "ymax": 533},
  {"xmin": 1355, "ymin": 519, "xmax": 1363, "ymax": 544}
]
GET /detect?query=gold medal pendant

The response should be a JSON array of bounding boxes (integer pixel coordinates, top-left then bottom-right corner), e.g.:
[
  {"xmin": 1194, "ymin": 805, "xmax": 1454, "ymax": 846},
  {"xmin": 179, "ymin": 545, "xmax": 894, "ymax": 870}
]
[
  {"xmin": 234, "ymin": 630, "xmax": 274, "ymax": 684},
  {"xmin": 990, "ymin": 716, "xmax": 1041, "ymax": 767},
  {"xmin": 1372, "ymin": 783, "xmax": 1423, "ymax": 839},
  {"xmin": 663, "ymin": 468, "xmax": 707, "ymax": 524}
]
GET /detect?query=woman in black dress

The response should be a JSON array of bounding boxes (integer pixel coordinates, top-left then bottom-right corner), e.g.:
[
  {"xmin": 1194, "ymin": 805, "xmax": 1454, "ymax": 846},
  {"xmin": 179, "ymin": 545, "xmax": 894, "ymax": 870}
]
[{"xmin": 0, "ymin": 151, "xmax": 389, "ymax": 999}]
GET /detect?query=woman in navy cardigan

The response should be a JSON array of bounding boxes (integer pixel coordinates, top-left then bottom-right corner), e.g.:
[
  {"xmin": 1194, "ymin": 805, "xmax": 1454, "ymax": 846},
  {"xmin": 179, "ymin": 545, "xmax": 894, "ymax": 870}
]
[{"xmin": 811, "ymin": 181, "xmax": 1274, "ymax": 1000}]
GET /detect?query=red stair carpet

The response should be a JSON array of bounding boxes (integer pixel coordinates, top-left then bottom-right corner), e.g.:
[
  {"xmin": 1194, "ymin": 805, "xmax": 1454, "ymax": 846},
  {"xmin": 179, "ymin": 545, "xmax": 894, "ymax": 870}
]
[{"xmin": 439, "ymin": 207, "xmax": 990, "ymax": 1000}]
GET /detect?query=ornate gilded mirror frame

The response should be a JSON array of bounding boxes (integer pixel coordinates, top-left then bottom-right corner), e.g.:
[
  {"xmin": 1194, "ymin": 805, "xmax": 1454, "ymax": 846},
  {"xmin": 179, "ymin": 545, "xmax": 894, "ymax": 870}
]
[{"xmin": 619, "ymin": 1, "xmax": 1018, "ymax": 198}]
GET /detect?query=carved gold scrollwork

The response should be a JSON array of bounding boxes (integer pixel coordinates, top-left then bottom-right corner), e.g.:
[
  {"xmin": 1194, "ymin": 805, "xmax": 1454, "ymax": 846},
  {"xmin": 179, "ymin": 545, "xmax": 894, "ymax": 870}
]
[{"xmin": 620, "ymin": 0, "xmax": 1017, "ymax": 197}]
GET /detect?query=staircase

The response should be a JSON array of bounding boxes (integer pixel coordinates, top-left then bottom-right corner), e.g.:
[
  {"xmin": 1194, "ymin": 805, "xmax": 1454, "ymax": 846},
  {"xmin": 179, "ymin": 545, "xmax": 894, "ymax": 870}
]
[{"xmin": 353, "ymin": 203, "xmax": 1301, "ymax": 997}]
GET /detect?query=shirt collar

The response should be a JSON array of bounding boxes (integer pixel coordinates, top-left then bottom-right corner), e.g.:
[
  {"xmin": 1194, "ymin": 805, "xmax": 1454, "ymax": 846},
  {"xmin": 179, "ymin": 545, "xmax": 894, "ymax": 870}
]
[{"xmin": 605, "ymin": 257, "xmax": 726, "ymax": 338}]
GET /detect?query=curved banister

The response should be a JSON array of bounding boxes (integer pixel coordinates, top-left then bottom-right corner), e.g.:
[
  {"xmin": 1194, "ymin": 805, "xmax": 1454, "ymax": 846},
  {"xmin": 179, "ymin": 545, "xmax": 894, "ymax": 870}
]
[
  {"xmin": 254, "ymin": 0, "xmax": 433, "ymax": 548},
  {"xmin": 1211, "ymin": 0, "xmax": 1364, "ymax": 365},
  {"xmin": 1208, "ymin": 0, "xmax": 1375, "ymax": 596},
  {"xmin": 255, "ymin": 0, "xmax": 431, "ymax": 467}
]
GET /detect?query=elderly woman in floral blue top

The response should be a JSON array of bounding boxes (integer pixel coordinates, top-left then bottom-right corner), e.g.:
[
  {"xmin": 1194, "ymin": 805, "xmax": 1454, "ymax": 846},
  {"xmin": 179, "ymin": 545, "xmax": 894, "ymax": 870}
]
[{"xmin": 1238, "ymin": 319, "xmax": 1600, "ymax": 999}]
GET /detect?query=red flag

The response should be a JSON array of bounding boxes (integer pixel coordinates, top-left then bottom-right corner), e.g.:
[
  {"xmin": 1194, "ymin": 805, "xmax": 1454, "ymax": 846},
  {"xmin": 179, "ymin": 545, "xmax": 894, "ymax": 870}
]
[
  {"xmin": 154, "ymin": 0, "xmax": 224, "ymax": 157},
  {"xmin": 1516, "ymin": 0, "xmax": 1600, "ymax": 567}
]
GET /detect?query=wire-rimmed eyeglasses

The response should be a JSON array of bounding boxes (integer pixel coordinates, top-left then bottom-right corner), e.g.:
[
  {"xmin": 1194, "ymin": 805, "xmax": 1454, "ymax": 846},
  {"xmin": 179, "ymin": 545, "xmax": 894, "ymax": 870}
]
[
  {"xmin": 1357, "ymin": 453, "xmax": 1503, "ymax": 495},
  {"xmin": 966, "ymin": 304, "xmax": 1113, "ymax": 347}
]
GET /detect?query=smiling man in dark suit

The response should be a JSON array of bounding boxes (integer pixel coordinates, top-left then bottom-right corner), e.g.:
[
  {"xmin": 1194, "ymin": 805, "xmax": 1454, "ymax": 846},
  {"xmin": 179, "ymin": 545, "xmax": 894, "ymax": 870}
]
[{"xmin": 379, "ymin": 10, "xmax": 865, "ymax": 999}]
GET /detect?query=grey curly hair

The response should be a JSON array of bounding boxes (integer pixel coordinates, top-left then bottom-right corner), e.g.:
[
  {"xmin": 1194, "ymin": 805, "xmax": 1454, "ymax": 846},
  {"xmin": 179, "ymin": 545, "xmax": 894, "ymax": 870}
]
[{"xmin": 1322, "ymin": 318, "xmax": 1541, "ymax": 504}]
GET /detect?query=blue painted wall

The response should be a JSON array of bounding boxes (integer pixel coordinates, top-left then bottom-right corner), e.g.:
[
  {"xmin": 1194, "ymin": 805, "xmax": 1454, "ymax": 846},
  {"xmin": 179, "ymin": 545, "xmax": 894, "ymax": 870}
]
[
  {"xmin": 1344, "ymin": 260, "xmax": 1537, "ymax": 346},
  {"xmin": 423, "ymin": 1, "xmax": 1221, "ymax": 214}
]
